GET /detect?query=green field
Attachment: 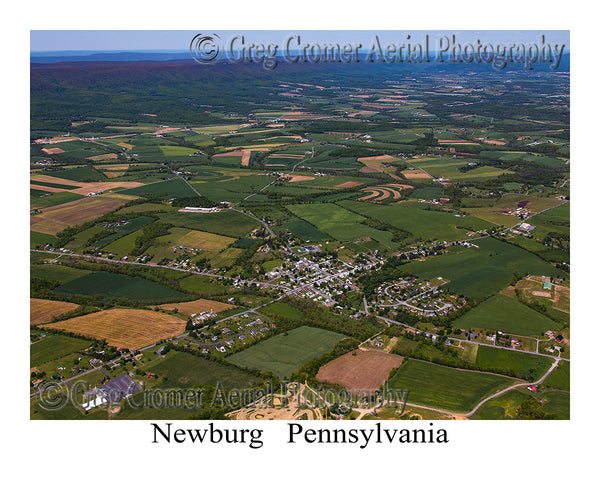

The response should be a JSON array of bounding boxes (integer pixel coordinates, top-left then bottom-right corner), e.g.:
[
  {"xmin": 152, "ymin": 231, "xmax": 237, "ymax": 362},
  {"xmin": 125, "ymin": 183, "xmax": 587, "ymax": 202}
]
[
  {"xmin": 453, "ymin": 294, "xmax": 561, "ymax": 335},
  {"xmin": 31, "ymin": 231, "xmax": 57, "ymax": 248},
  {"xmin": 119, "ymin": 178, "xmax": 196, "ymax": 198},
  {"xmin": 30, "ymin": 264, "xmax": 91, "ymax": 283},
  {"xmin": 151, "ymin": 351, "xmax": 261, "ymax": 390},
  {"xmin": 43, "ymin": 166, "xmax": 107, "ymax": 182},
  {"xmin": 159, "ymin": 145, "xmax": 199, "ymax": 156},
  {"xmin": 30, "ymin": 190, "xmax": 85, "ymax": 208},
  {"xmin": 159, "ymin": 209, "xmax": 260, "ymax": 238},
  {"xmin": 388, "ymin": 358, "xmax": 516, "ymax": 412},
  {"xmin": 54, "ymin": 271, "xmax": 188, "ymax": 301},
  {"xmin": 31, "ymin": 334, "xmax": 90, "ymax": 367},
  {"xmin": 338, "ymin": 200, "xmax": 495, "ymax": 242},
  {"xmin": 542, "ymin": 360, "xmax": 570, "ymax": 391},
  {"xmin": 402, "ymin": 237, "xmax": 565, "ymax": 301},
  {"xmin": 227, "ymin": 326, "xmax": 346, "ymax": 378},
  {"xmin": 474, "ymin": 345, "xmax": 553, "ymax": 380}
]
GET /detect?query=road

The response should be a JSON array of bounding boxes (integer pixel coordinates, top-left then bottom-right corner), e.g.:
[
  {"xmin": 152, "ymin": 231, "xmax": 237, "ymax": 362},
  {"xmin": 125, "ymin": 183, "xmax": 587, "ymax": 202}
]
[{"xmin": 402, "ymin": 356, "xmax": 563, "ymax": 418}]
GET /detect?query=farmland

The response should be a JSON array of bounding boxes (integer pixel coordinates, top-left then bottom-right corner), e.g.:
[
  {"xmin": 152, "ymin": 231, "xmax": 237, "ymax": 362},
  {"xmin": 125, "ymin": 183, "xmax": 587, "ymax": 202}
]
[
  {"xmin": 228, "ymin": 326, "xmax": 346, "ymax": 378},
  {"xmin": 388, "ymin": 359, "xmax": 517, "ymax": 412},
  {"xmin": 54, "ymin": 271, "xmax": 188, "ymax": 301},
  {"xmin": 402, "ymin": 237, "xmax": 565, "ymax": 301},
  {"xmin": 453, "ymin": 293, "xmax": 562, "ymax": 335},
  {"xmin": 31, "ymin": 334, "xmax": 90, "ymax": 367},
  {"xmin": 42, "ymin": 309, "xmax": 187, "ymax": 350},
  {"xmin": 29, "ymin": 47, "xmax": 569, "ymax": 422},
  {"xmin": 151, "ymin": 351, "xmax": 260, "ymax": 390},
  {"xmin": 30, "ymin": 298, "xmax": 80, "ymax": 325},
  {"xmin": 315, "ymin": 349, "xmax": 403, "ymax": 393}
]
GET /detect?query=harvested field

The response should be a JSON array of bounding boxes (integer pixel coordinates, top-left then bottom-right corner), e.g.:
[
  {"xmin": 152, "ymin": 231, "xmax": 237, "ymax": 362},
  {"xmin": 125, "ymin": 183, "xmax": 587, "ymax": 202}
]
[
  {"xmin": 30, "ymin": 194, "xmax": 133, "ymax": 235},
  {"xmin": 42, "ymin": 309, "xmax": 186, "ymax": 350},
  {"xmin": 86, "ymin": 153, "xmax": 118, "ymax": 161},
  {"xmin": 336, "ymin": 181, "xmax": 363, "ymax": 189},
  {"xmin": 30, "ymin": 175, "xmax": 145, "ymax": 196},
  {"xmin": 316, "ymin": 349, "xmax": 403, "ymax": 393},
  {"xmin": 41, "ymin": 147, "xmax": 65, "ymax": 154},
  {"xmin": 155, "ymin": 298, "xmax": 235, "ymax": 316},
  {"xmin": 30, "ymin": 298, "xmax": 79, "ymax": 325},
  {"xmin": 29, "ymin": 184, "xmax": 64, "ymax": 193},
  {"xmin": 402, "ymin": 170, "xmax": 431, "ymax": 179},
  {"xmin": 116, "ymin": 143, "xmax": 133, "ymax": 150},
  {"xmin": 213, "ymin": 150, "xmax": 251, "ymax": 166},
  {"xmin": 283, "ymin": 174, "xmax": 314, "ymax": 182},
  {"xmin": 358, "ymin": 184, "xmax": 413, "ymax": 201},
  {"xmin": 356, "ymin": 155, "xmax": 402, "ymax": 180},
  {"xmin": 436, "ymin": 139, "xmax": 480, "ymax": 145}
]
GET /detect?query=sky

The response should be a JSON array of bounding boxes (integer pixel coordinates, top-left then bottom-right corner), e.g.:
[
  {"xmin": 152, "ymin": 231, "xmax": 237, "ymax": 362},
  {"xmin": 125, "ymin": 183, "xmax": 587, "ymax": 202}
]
[{"xmin": 30, "ymin": 30, "xmax": 570, "ymax": 53}]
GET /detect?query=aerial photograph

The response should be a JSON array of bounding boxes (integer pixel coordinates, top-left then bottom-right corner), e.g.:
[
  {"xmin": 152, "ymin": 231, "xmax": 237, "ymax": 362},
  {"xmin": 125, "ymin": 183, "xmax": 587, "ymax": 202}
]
[{"xmin": 29, "ymin": 30, "xmax": 570, "ymax": 421}]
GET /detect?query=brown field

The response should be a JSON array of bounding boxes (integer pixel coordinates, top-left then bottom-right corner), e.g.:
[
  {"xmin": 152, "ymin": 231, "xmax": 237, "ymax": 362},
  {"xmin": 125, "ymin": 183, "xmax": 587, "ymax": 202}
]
[
  {"xmin": 154, "ymin": 127, "xmax": 181, "ymax": 134},
  {"xmin": 402, "ymin": 170, "xmax": 431, "ymax": 179},
  {"xmin": 30, "ymin": 193, "xmax": 133, "ymax": 235},
  {"xmin": 41, "ymin": 147, "xmax": 65, "ymax": 154},
  {"xmin": 116, "ymin": 143, "xmax": 133, "ymax": 150},
  {"xmin": 356, "ymin": 155, "xmax": 402, "ymax": 180},
  {"xmin": 336, "ymin": 181, "xmax": 363, "ymax": 189},
  {"xmin": 86, "ymin": 153, "xmax": 118, "ymax": 161},
  {"xmin": 316, "ymin": 349, "xmax": 403, "ymax": 393},
  {"xmin": 483, "ymin": 139, "xmax": 507, "ymax": 146},
  {"xmin": 241, "ymin": 150, "xmax": 251, "ymax": 166},
  {"xmin": 42, "ymin": 309, "xmax": 186, "ymax": 350},
  {"xmin": 30, "ymin": 184, "xmax": 65, "ymax": 193},
  {"xmin": 30, "ymin": 298, "xmax": 80, "ymax": 325},
  {"xmin": 30, "ymin": 174, "xmax": 145, "ymax": 196},
  {"xmin": 155, "ymin": 298, "xmax": 235, "ymax": 316},
  {"xmin": 358, "ymin": 184, "xmax": 412, "ymax": 201},
  {"xmin": 283, "ymin": 174, "xmax": 314, "ymax": 183}
]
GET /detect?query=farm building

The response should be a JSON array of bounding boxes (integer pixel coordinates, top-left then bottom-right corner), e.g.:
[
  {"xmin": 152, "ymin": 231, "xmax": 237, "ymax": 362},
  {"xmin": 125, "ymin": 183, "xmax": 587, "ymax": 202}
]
[{"xmin": 81, "ymin": 374, "xmax": 141, "ymax": 411}]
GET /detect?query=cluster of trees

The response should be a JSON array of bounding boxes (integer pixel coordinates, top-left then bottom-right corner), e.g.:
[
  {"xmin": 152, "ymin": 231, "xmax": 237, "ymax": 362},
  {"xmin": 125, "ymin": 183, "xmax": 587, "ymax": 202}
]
[
  {"xmin": 171, "ymin": 196, "xmax": 217, "ymax": 208},
  {"xmin": 131, "ymin": 222, "xmax": 173, "ymax": 256}
]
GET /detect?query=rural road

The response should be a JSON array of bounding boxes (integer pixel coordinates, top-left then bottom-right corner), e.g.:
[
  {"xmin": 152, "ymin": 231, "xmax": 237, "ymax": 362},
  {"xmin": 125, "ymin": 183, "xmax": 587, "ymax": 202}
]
[{"xmin": 402, "ymin": 356, "xmax": 563, "ymax": 418}]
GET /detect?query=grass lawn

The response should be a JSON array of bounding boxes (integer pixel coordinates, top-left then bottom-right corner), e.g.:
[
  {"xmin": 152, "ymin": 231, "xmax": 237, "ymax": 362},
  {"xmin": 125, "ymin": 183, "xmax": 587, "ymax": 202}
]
[{"xmin": 227, "ymin": 326, "xmax": 346, "ymax": 378}]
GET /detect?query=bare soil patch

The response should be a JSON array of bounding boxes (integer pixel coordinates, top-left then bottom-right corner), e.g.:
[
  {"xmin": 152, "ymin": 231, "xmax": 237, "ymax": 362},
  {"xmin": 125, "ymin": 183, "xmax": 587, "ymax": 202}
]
[
  {"xmin": 402, "ymin": 170, "xmax": 431, "ymax": 179},
  {"xmin": 283, "ymin": 174, "xmax": 314, "ymax": 183},
  {"xmin": 316, "ymin": 349, "xmax": 403, "ymax": 393}
]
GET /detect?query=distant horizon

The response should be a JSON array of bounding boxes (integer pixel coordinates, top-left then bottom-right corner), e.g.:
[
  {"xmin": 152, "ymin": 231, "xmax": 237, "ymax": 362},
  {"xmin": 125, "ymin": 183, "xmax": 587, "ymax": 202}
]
[{"xmin": 30, "ymin": 30, "xmax": 570, "ymax": 53}]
